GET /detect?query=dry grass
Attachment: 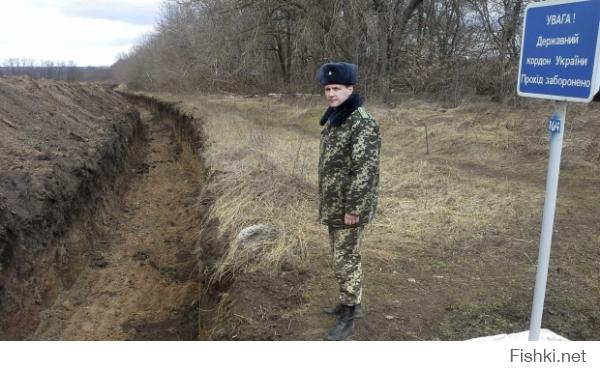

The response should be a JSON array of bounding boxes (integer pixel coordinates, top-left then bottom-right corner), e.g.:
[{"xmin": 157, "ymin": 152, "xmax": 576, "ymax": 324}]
[
  {"xmin": 145, "ymin": 91, "xmax": 600, "ymax": 340},
  {"xmin": 165, "ymin": 95, "xmax": 323, "ymax": 282}
]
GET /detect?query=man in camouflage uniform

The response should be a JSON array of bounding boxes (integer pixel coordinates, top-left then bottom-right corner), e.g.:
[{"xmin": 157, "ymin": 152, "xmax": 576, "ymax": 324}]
[{"xmin": 317, "ymin": 62, "xmax": 381, "ymax": 340}]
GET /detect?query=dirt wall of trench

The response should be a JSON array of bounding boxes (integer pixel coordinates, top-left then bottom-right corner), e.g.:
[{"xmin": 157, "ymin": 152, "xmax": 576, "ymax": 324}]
[{"xmin": 0, "ymin": 77, "xmax": 143, "ymax": 339}]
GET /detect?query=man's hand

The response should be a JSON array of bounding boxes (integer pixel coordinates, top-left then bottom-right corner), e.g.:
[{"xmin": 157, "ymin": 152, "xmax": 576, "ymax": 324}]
[{"xmin": 344, "ymin": 213, "xmax": 360, "ymax": 226}]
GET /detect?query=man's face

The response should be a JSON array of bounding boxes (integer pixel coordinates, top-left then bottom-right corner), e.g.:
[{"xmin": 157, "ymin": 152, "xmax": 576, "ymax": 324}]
[{"xmin": 323, "ymin": 84, "xmax": 353, "ymax": 108}]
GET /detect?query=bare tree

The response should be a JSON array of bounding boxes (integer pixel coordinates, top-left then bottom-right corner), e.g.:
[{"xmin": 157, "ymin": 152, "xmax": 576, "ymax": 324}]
[
  {"xmin": 113, "ymin": 0, "xmax": 530, "ymax": 102},
  {"xmin": 467, "ymin": 0, "xmax": 524, "ymax": 99}
]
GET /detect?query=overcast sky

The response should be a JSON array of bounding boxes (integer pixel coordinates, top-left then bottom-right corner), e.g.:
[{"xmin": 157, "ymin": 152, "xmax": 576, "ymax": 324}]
[{"xmin": 0, "ymin": 0, "xmax": 163, "ymax": 66}]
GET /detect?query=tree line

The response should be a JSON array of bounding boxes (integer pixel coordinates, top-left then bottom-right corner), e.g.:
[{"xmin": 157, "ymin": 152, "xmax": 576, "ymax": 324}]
[
  {"xmin": 113, "ymin": 0, "xmax": 528, "ymax": 103},
  {"xmin": 0, "ymin": 59, "xmax": 113, "ymax": 82}
]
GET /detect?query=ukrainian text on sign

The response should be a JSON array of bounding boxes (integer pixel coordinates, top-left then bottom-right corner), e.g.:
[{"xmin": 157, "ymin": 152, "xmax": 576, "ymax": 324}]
[{"xmin": 517, "ymin": 0, "xmax": 600, "ymax": 102}]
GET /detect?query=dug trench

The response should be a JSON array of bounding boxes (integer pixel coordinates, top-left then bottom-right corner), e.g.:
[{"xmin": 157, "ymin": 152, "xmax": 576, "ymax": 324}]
[
  {"xmin": 0, "ymin": 79, "xmax": 225, "ymax": 340},
  {"xmin": 33, "ymin": 100, "xmax": 206, "ymax": 340}
]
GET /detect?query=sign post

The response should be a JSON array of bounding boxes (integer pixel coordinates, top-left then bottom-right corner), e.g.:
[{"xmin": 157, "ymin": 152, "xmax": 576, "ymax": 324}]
[
  {"xmin": 517, "ymin": 0, "xmax": 600, "ymax": 341},
  {"xmin": 528, "ymin": 100, "xmax": 566, "ymax": 341}
]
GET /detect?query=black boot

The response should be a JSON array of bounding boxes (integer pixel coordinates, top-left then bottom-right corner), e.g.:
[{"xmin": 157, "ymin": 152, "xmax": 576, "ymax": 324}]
[
  {"xmin": 325, "ymin": 304, "xmax": 355, "ymax": 341},
  {"xmin": 323, "ymin": 303, "xmax": 362, "ymax": 318}
]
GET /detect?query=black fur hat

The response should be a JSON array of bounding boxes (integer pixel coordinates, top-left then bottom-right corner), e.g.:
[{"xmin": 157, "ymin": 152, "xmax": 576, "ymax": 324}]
[{"xmin": 318, "ymin": 62, "xmax": 358, "ymax": 85}]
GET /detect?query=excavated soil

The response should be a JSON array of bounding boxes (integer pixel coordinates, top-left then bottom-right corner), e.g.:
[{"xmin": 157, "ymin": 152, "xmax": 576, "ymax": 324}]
[{"xmin": 0, "ymin": 77, "xmax": 205, "ymax": 340}]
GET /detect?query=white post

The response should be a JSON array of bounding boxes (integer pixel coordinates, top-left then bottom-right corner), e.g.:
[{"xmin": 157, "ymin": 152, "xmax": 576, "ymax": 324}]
[{"xmin": 528, "ymin": 101, "xmax": 568, "ymax": 341}]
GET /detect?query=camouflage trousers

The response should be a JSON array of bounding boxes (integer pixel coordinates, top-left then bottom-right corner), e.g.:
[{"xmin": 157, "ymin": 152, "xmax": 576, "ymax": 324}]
[{"xmin": 328, "ymin": 226, "xmax": 364, "ymax": 306}]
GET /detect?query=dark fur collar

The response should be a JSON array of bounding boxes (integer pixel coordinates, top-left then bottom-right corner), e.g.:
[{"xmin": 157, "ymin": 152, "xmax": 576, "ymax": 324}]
[{"xmin": 319, "ymin": 93, "xmax": 364, "ymax": 126}]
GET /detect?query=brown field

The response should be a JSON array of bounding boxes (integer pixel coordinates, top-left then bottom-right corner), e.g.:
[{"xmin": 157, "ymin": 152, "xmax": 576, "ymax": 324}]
[
  {"xmin": 146, "ymin": 92, "xmax": 600, "ymax": 340},
  {"xmin": 1, "ymin": 77, "xmax": 599, "ymax": 340}
]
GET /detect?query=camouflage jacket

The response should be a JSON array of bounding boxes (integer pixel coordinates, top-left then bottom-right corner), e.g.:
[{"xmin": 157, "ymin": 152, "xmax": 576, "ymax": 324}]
[{"xmin": 318, "ymin": 105, "xmax": 381, "ymax": 227}]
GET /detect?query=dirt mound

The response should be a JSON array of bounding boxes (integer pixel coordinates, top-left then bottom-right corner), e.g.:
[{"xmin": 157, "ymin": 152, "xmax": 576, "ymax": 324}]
[{"xmin": 0, "ymin": 76, "xmax": 141, "ymax": 339}]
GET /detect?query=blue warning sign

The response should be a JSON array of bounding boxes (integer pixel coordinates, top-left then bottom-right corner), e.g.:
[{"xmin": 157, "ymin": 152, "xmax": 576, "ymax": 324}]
[{"xmin": 517, "ymin": 0, "xmax": 600, "ymax": 102}]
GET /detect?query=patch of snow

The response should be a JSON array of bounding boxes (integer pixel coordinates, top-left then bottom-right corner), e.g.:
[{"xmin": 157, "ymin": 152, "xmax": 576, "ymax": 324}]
[{"xmin": 467, "ymin": 329, "xmax": 568, "ymax": 341}]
